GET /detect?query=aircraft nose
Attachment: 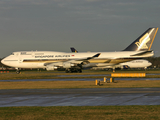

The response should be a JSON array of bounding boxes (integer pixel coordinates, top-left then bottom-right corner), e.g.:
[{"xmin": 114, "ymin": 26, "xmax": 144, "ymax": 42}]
[
  {"xmin": 1, "ymin": 58, "xmax": 5, "ymax": 65},
  {"xmin": 149, "ymin": 62, "xmax": 152, "ymax": 66}
]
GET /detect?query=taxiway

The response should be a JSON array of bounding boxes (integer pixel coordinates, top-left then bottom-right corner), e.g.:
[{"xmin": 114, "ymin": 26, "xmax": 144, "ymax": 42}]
[{"xmin": 0, "ymin": 88, "xmax": 160, "ymax": 107}]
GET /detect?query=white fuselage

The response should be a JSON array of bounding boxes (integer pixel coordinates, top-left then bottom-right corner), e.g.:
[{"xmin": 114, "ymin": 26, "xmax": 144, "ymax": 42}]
[
  {"xmin": 1, "ymin": 50, "xmax": 153, "ymax": 69},
  {"xmin": 119, "ymin": 59, "xmax": 152, "ymax": 68}
]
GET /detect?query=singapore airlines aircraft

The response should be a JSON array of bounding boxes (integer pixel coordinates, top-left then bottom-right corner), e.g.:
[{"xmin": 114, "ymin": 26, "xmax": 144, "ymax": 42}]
[
  {"xmin": 70, "ymin": 47, "xmax": 152, "ymax": 69},
  {"xmin": 1, "ymin": 27, "xmax": 158, "ymax": 73}
]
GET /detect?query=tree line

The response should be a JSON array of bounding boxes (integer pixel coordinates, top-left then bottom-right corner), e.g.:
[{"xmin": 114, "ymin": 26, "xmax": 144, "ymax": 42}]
[{"xmin": 146, "ymin": 57, "xmax": 160, "ymax": 68}]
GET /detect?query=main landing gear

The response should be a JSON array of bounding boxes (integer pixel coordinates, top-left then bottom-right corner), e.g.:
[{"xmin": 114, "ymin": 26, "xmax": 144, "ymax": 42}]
[
  {"xmin": 16, "ymin": 68, "xmax": 21, "ymax": 74},
  {"xmin": 65, "ymin": 68, "xmax": 82, "ymax": 73}
]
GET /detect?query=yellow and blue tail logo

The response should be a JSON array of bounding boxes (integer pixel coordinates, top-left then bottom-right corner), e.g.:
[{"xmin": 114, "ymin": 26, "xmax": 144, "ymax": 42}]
[
  {"xmin": 124, "ymin": 28, "xmax": 158, "ymax": 51},
  {"xmin": 70, "ymin": 47, "xmax": 78, "ymax": 53}
]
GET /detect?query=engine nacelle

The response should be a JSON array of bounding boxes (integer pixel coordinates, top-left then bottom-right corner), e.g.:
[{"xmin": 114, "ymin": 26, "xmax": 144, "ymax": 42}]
[
  {"xmin": 46, "ymin": 62, "xmax": 76, "ymax": 70},
  {"xmin": 63, "ymin": 62, "xmax": 75, "ymax": 68},
  {"xmin": 46, "ymin": 65, "xmax": 57, "ymax": 71}
]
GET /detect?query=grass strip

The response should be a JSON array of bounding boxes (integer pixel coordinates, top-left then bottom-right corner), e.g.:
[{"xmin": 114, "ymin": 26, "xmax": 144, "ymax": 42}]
[
  {"xmin": 1, "ymin": 70, "xmax": 160, "ymax": 80},
  {"xmin": 0, "ymin": 106, "xmax": 160, "ymax": 120},
  {"xmin": 0, "ymin": 80, "xmax": 160, "ymax": 89}
]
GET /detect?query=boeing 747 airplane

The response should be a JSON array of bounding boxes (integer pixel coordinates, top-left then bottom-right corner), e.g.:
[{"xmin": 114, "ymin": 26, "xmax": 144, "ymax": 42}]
[{"xmin": 1, "ymin": 27, "xmax": 158, "ymax": 73}]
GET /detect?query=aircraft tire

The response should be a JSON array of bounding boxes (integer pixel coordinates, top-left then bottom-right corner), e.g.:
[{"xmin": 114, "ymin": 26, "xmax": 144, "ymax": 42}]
[
  {"xmin": 78, "ymin": 69, "xmax": 82, "ymax": 73},
  {"xmin": 16, "ymin": 71, "xmax": 20, "ymax": 74},
  {"xmin": 65, "ymin": 69, "xmax": 71, "ymax": 73}
]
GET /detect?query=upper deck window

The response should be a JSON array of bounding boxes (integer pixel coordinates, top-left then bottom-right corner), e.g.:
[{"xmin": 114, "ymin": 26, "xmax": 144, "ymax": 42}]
[
  {"xmin": 21, "ymin": 52, "xmax": 31, "ymax": 55},
  {"xmin": 21, "ymin": 52, "xmax": 26, "ymax": 55},
  {"xmin": 35, "ymin": 53, "xmax": 44, "ymax": 55}
]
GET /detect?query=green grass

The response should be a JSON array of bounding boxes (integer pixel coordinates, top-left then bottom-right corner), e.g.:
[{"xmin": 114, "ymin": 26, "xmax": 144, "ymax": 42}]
[
  {"xmin": 0, "ymin": 106, "xmax": 160, "ymax": 120},
  {"xmin": 0, "ymin": 70, "xmax": 160, "ymax": 120},
  {"xmin": 0, "ymin": 80, "xmax": 160, "ymax": 89},
  {"xmin": 1, "ymin": 69, "xmax": 160, "ymax": 80},
  {"xmin": 1, "ymin": 70, "xmax": 160, "ymax": 89}
]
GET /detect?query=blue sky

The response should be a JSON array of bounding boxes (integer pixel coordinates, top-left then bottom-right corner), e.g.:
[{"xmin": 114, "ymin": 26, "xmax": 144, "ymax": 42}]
[{"xmin": 0, "ymin": 0, "xmax": 160, "ymax": 58}]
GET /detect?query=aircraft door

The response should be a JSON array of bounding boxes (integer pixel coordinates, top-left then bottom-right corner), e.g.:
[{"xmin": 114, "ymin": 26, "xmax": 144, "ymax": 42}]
[
  {"xmin": 17, "ymin": 53, "xmax": 23, "ymax": 63},
  {"xmin": 32, "ymin": 52, "xmax": 35, "ymax": 57},
  {"xmin": 19, "ymin": 58, "xmax": 23, "ymax": 63}
]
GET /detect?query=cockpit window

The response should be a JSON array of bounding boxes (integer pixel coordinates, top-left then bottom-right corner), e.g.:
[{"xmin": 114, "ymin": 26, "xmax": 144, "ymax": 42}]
[{"xmin": 11, "ymin": 53, "xmax": 14, "ymax": 55}]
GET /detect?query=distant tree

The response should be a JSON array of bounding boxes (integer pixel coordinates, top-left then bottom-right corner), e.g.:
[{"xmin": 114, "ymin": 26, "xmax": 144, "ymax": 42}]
[{"xmin": 146, "ymin": 57, "xmax": 160, "ymax": 68}]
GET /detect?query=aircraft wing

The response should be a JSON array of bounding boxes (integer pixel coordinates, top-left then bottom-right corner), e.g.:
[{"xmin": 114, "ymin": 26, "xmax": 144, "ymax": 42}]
[
  {"xmin": 44, "ymin": 53, "xmax": 101, "ymax": 66},
  {"xmin": 76, "ymin": 53, "xmax": 101, "ymax": 61},
  {"xmin": 72, "ymin": 53, "xmax": 101, "ymax": 65}
]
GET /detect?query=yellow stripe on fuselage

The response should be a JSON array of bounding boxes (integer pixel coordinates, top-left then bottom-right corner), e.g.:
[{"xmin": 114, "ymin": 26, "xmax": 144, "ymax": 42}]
[
  {"xmin": 23, "ymin": 59, "xmax": 67, "ymax": 63},
  {"xmin": 23, "ymin": 58, "xmax": 136, "ymax": 64},
  {"xmin": 88, "ymin": 58, "xmax": 136, "ymax": 64}
]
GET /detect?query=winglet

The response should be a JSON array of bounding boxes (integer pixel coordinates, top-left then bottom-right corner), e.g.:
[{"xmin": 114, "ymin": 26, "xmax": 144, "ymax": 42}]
[
  {"xmin": 87, "ymin": 53, "xmax": 101, "ymax": 60},
  {"xmin": 93, "ymin": 53, "xmax": 101, "ymax": 57}
]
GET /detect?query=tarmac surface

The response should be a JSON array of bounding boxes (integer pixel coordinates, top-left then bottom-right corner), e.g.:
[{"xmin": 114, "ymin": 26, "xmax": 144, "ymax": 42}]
[
  {"xmin": 1, "ymin": 77, "xmax": 160, "ymax": 82},
  {"xmin": 1, "ymin": 73, "xmax": 160, "ymax": 82},
  {"xmin": 0, "ymin": 88, "xmax": 160, "ymax": 107}
]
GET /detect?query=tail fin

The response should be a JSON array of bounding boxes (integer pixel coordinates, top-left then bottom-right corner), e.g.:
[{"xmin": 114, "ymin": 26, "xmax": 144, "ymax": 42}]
[
  {"xmin": 123, "ymin": 27, "xmax": 158, "ymax": 51},
  {"xmin": 70, "ymin": 47, "xmax": 78, "ymax": 53}
]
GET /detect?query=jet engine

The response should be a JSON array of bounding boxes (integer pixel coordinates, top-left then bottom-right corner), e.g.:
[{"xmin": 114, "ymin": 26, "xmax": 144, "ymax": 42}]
[
  {"xmin": 63, "ymin": 62, "xmax": 75, "ymax": 68},
  {"xmin": 46, "ymin": 65, "xmax": 58, "ymax": 71}
]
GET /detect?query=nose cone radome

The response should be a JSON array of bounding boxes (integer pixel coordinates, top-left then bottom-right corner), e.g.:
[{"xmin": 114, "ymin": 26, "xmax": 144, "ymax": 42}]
[
  {"xmin": 1, "ymin": 58, "xmax": 7, "ymax": 66},
  {"xmin": 149, "ymin": 62, "xmax": 152, "ymax": 66},
  {"xmin": 1, "ymin": 59, "xmax": 5, "ymax": 65}
]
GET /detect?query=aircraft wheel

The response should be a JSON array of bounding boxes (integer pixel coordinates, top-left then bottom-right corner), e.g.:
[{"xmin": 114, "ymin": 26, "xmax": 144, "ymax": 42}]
[
  {"xmin": 16, "ymin": 70, "xmax": 20, "ymax": 74},
  {"xmin": 78, "ymin": 69, "xmax": 82, "ymax": 73},
  {"xmin": 66, "ymin": 69, "xmax": 71, "ymax": 73}
]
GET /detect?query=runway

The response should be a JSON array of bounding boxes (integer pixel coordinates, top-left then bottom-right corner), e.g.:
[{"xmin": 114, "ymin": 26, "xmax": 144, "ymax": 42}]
[
  {"xmin": 0, "ymin": 88, "xmax": 160, "ymax": 107},
  {"xmin": 1, "ymin": 77, "xmax": 160, "ymax": 82}
]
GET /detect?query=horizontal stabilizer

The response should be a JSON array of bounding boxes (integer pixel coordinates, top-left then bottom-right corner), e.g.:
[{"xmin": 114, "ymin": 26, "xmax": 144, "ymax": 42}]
[{"xmin": 131, "ymin": 51, "xmax": 153, "ymax": 56}]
